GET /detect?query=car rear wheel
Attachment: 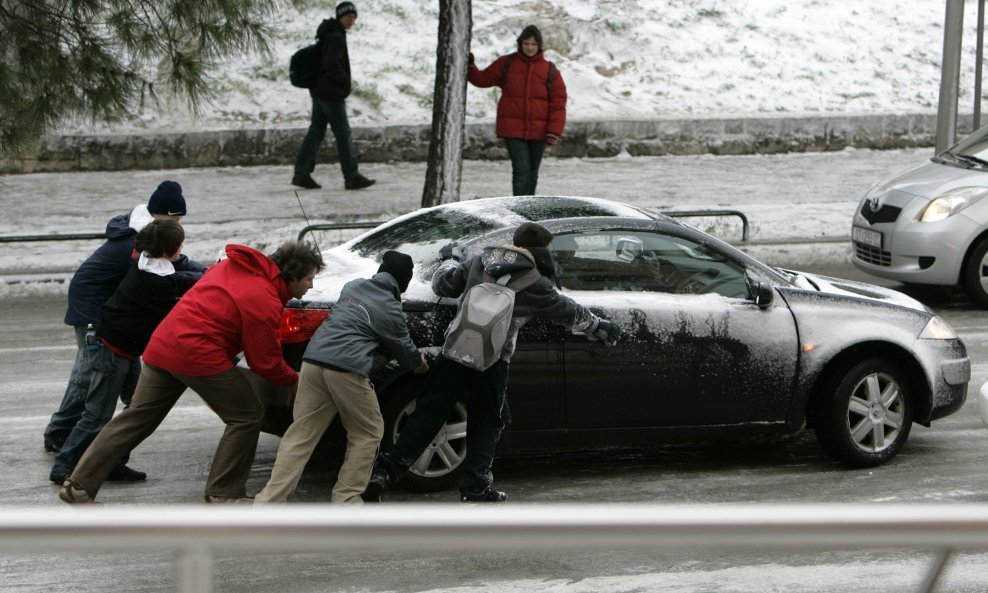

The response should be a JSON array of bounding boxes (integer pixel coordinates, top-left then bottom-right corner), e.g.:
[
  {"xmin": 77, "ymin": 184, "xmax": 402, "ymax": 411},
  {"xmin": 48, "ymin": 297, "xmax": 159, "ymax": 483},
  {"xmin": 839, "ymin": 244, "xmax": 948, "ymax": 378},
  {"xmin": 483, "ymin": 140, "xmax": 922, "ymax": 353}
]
[
  {"xmin": 814, "ymin": 358, "xmax": 913, "ymax": 467},
  {"xmin": 380, "ymin": 385, "xmax": 467, "ymax": 492},
  {"xmin": 963, "ymin": 236, "xmax": 988, "ymax": 307}
]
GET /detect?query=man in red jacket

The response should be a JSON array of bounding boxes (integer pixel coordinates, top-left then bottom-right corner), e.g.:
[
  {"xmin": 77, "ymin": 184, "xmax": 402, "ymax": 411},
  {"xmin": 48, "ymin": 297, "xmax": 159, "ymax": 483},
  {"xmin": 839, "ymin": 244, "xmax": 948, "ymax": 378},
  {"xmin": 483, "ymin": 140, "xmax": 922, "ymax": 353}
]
[{"xmin": 59, "ymin": 241, "xmax": 325, "ymax": 504}]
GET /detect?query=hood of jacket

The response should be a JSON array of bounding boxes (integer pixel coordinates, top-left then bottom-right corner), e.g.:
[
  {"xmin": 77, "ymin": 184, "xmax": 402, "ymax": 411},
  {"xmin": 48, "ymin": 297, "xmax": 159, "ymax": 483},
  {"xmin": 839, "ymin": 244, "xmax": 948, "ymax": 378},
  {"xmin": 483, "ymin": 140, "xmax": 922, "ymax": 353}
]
[
  {"xmin": 480, "ymin": 245, "xmax": 536, "ymax": 279},
  {"xmin": 224, "ymin": 244, "xmax": 291, "ymax": 304},
  {"xmin": 316, "ymin": 18, "xmax": 344, "ymax": 41}
]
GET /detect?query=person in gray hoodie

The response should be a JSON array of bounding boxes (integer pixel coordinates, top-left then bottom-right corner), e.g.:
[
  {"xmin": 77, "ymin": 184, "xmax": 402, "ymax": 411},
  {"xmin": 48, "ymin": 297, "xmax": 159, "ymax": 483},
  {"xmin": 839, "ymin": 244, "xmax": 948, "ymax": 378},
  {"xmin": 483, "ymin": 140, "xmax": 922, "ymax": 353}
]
[
  {"xmin": 255, "ymin": 250, "xmax": 428, "ymax": 504},
  {"xmin": 365, "ymin": 222, "xmax": 622, "ymax": 503}
]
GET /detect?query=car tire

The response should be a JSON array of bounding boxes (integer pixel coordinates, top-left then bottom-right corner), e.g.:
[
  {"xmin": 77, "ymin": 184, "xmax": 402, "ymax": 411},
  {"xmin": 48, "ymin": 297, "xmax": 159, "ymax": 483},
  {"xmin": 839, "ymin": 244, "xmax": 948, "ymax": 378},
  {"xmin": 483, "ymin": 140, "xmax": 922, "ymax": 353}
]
[
  {"xmin": 813, "ymin": 358, "xmax": 913, "ymax": 468},
  {"xmin": 963, "ymin": 236, "xmax": 988, "ymax": 307},
  {"xmin": 380, "ymin": 384, "xmax": 467, "ymax": 493}
]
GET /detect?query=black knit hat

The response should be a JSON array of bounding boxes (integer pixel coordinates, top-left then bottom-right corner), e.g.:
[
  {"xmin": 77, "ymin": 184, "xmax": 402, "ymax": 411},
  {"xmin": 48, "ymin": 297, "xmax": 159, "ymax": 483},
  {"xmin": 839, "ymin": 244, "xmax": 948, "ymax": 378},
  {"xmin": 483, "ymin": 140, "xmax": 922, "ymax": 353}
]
[
  {"xmin": 147, "ymin": 181, "xmax": 187, "ymax": 216},
  {"xmin": 336, "ymin": 1, "xmax": 357, "ymax": 19},
  {"xmin": 513, "ymin": 222, "xmax": 553, "ymax": 249},
  {"xmin": 378, "ymin": 250, "xmax": 414, "ymax": 292}
]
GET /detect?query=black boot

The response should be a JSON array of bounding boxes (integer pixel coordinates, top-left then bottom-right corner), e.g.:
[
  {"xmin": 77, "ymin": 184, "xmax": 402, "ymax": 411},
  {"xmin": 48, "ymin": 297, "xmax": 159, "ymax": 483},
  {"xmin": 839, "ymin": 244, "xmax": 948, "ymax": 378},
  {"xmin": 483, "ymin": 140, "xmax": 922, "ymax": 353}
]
[
  {"xmin": 345, "ymin": 173, "xmax": 376, "ymax": 190},
  {"xmin": 292, "ymin": 174, "xmax": 321, "ymax": 189},
  {"xmin": 460, "ymin": 487, "xmax": 508, "ymax": 503},
  {"xmin": 107, "ymin": 464, "xmax": 147, "ymax": 481}
]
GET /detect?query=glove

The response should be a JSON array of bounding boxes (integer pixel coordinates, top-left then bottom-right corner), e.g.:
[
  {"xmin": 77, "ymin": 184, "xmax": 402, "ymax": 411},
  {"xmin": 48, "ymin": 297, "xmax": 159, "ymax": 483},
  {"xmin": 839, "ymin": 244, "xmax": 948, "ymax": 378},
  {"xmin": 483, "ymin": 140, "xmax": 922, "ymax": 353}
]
[
  {"xmin": 546, "ymin": 133, "xmax": 561, "ymax": 147},
  {"xmin": 468, "ymin": 52, "xmax": 475, "ymax": 67},
  {"xmin": 591, "ymin": 319, "xmax": 622, "ymax": 345},
  {"xmin": 439, "ymin": 242, "xmax": 462, "ymax": 261}
]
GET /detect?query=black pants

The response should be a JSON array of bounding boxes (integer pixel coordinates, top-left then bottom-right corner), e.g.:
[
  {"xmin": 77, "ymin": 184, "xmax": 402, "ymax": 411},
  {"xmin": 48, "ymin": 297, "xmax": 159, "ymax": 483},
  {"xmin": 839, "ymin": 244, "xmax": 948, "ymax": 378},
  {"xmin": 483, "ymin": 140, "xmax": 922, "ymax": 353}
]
[{"xmin": 504, "ymin": 138, "xmax": 546, "ymax": 196}]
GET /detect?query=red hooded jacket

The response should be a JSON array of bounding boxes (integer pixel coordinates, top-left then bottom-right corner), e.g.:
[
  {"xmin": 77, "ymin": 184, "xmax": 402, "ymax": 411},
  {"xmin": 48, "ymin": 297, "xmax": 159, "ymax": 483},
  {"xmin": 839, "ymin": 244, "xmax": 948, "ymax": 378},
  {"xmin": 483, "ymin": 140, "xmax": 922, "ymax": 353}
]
[
  {"xmin": 143, "ymin": 244, "xmax": 298, "ymax": 386},
  {"xmin": 469, "ymin": 51, "xmax": 567, "ymax": 141}
]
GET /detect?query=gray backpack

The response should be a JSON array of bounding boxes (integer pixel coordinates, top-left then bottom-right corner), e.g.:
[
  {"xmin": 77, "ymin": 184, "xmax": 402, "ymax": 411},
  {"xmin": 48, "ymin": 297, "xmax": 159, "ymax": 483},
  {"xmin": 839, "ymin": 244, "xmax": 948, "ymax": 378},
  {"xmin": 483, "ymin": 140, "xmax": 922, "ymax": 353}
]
[{"xmin": 442, "ymin": 268, "xmax": 540, "ymax": 371}]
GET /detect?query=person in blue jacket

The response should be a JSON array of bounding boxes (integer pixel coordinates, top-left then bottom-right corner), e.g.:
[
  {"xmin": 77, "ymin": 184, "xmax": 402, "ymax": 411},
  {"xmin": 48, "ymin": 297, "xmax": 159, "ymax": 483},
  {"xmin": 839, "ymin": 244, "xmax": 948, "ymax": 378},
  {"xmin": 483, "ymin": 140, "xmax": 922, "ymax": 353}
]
[{"xmin": 42, "ymin": 181, "xmax": 205, "ymax": 483}]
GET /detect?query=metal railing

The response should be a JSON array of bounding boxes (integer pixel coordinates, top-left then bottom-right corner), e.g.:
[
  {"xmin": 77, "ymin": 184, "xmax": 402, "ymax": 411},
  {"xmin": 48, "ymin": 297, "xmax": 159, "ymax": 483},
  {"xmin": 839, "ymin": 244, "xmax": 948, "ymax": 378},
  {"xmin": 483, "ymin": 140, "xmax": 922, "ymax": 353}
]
[
  {"xmin": 0, "ymin": 232, "xmax": 105, "ymax": 243},
  {"xmin": 2, "ymin": 503, "xmax": 987, "ymax": 593}
]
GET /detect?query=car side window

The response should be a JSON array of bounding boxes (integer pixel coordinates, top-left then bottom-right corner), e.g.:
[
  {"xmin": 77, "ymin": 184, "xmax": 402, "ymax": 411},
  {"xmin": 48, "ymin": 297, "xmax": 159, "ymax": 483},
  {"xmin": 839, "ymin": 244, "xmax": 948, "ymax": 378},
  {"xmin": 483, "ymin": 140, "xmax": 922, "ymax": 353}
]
[{"xmin": 550, "ymin": 230, "xmax": 750, "ymax": 298}]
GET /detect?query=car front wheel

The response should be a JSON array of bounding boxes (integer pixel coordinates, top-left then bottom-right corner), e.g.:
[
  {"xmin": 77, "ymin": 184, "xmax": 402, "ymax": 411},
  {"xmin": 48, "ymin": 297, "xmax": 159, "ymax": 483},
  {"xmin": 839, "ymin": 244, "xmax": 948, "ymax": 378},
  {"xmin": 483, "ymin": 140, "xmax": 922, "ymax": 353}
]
[
  {"xmin": 380, "ymin": 385, "xmax": 468, "ymax": 492},
  {"xmin": 814, "ymin": 358, "xmax": 913, "ymax": 467},
  {"xmin": 963, "ymin": 236, "xmax": 988, "ymax": 308}
]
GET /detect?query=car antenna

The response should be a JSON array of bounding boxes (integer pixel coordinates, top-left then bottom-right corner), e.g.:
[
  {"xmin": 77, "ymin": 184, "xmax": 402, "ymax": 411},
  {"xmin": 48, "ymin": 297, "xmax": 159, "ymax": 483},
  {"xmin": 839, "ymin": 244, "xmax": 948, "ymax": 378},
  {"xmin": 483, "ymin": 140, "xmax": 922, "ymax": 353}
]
[{"xmin": 294, "ymin": 190, "xmax": 322, "ymax": 253}]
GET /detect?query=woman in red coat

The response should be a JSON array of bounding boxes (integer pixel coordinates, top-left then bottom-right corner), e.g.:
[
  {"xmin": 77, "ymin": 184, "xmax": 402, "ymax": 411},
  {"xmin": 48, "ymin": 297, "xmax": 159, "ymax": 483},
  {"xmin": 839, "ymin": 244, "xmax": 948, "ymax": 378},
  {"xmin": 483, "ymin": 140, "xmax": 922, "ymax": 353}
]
[{"xmin": 469, "ymin": 25, "xmax": 567, "ymax": 196}]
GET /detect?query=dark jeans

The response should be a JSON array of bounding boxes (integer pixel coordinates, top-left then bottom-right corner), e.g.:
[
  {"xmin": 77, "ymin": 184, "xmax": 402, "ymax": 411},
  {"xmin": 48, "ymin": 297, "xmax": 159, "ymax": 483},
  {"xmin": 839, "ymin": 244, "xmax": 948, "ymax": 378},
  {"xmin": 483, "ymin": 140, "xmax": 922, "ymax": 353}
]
[
  {"xmin": 46, "ymin": 325, "xmax": 139, "ymax": 438},
  {"xmin": 51, "ymin": 344, "xmax": 134, "ymax": 477},
  {"xmin": 381, "ymin": 355, "xmax": 509, "ymax": 493},
  {"xmin": 294, "ymin": 97, "xmax": 359, "ymax": 181},
  {"xmin": 504, "ymin": 138, "xmax": 546, "ymax": 196}
]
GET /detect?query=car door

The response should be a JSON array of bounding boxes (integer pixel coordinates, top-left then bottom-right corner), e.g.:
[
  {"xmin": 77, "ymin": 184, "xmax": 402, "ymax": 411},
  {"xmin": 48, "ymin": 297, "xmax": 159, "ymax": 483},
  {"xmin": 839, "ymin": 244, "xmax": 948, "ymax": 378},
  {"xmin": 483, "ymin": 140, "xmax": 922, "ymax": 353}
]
[{"xmin": 552, "ymin": 229, "xmax": 799, "ymax": 430}]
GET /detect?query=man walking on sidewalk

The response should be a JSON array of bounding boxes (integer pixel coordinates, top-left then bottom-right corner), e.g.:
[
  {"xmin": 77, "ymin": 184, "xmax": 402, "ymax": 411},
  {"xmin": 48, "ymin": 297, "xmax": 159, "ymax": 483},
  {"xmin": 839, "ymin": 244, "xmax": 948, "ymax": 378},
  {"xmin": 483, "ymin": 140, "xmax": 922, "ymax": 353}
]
[{"xmin": 291, "ymin": 1, "xmax": 376, "ymax": 191}]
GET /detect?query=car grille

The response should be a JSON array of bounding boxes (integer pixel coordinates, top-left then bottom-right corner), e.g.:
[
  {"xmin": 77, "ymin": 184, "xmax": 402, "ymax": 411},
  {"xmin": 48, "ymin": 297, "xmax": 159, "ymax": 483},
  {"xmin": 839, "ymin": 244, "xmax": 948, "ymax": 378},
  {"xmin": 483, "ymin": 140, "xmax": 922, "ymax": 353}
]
[
  {"xmin": 854, "ymin": 243, "xmax": 892, "ymax": 266},
  {"xmin": 859, "ymin": 203, "xmax": 902, "ymax": 224}
]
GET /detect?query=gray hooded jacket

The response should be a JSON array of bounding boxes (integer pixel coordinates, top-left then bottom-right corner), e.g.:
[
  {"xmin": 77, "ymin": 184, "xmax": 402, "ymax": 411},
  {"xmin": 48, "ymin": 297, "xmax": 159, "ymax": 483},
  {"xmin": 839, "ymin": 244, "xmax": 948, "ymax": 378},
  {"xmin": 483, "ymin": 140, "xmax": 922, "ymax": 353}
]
[
  {"xmin": 302, "ymin": 272, "xmax": 421, "ymax": 378},
  {"xmin": 433, "ymin": 245, "xmax": 601, "ymax": 362}
]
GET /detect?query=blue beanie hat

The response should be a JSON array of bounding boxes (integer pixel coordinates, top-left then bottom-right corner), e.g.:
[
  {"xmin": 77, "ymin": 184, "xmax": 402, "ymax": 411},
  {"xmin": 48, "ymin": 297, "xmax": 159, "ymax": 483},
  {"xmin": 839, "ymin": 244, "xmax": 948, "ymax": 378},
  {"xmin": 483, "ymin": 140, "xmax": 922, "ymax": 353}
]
[{"xmin": 147, "ymin": 181, "xmax": 187, "ymax": 216}]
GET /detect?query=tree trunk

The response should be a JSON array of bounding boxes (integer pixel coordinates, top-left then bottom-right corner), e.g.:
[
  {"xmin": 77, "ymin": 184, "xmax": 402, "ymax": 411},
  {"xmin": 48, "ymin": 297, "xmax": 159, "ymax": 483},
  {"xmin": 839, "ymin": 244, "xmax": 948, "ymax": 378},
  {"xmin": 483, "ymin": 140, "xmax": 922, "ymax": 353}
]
[{"xmin": 421, "ymin": 0, "xmax": 472, "ymax": 207}]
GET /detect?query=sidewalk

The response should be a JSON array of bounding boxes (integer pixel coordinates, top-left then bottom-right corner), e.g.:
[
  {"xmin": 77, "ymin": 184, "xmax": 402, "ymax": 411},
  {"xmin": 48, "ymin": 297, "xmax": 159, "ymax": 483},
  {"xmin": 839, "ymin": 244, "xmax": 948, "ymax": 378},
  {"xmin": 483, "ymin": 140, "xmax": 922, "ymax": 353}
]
[{"xmin": 0, "ymin": 146, "xmax": 930, "ymax": 294}]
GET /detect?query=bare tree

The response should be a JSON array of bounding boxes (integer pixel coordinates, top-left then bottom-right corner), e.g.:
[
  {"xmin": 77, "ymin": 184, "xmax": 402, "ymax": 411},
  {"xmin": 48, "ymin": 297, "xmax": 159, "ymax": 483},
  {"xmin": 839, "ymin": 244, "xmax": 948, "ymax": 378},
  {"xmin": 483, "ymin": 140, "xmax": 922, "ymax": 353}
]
[
  {"xmin": 421, "ymin": 0, "xmax": 471, "ymax": 207},
  {"xmin": 0, "ymin": 0, "xmax": 294, "ymax": 157}
]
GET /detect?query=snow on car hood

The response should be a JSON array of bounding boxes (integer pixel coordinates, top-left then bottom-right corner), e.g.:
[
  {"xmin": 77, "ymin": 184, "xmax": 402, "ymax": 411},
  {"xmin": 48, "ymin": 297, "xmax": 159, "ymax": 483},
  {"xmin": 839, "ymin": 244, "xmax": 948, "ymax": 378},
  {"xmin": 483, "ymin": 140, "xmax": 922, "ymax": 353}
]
[{"xmin": 783, "ymin": 269, "xmax": 931, "ymax": 314}]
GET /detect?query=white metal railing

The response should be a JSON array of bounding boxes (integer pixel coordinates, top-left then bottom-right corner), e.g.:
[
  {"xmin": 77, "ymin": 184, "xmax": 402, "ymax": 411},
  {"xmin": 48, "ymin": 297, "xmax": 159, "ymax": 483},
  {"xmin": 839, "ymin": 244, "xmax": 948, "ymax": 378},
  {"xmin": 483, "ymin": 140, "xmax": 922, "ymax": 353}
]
[{"xmin": 3, "ymin": 504, "xmax": 988, "ymax": 593}]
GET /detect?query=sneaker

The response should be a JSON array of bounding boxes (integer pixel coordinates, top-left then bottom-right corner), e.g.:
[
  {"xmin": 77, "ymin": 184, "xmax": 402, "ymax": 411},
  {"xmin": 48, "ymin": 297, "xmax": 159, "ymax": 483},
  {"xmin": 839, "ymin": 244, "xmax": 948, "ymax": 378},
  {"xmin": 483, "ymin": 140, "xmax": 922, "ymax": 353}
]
[
  {"xmin": 204, "ymin": 495, "xmax": 254, "ymax": 504},
  {"xmin": 362, "ymin": 464, "xmax": 396, "ymax": 502},
  {"xmin": 49, "ymin": 466, "xmax": 69, "ymax": 485},
  {"xmin": 58, "ymin": 480, "xmax": 95, "ymax": 504},
  {"xmin": 44, "ymin": 432, "xmax": 67, "ymax": 453},
  {"xmin": 344, "ymin": 173, "xmax": 376, "ymax": 190},
  {"xmin": 460, "ymin": 488, "xmax": 508, "ymax": 503},
  {"xmin": 107, "ymin": 464, "xmax": 147, "ymax": 482},
  {"xmin": 291, "ymin": 174, "xmax": 321, "ymax": 189}
]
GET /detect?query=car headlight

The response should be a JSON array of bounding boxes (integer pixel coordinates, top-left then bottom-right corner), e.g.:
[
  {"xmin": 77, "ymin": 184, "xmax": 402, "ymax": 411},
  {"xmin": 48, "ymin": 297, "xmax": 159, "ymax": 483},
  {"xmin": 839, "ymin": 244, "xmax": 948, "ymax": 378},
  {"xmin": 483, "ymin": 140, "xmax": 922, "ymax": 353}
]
[
  {"xmin": 918, "ymin": 187, "xmax": 988, "ymax": 222},
  {"xmin": 918, "ymin": 315, "xmax": 958, "ymax": 340}
]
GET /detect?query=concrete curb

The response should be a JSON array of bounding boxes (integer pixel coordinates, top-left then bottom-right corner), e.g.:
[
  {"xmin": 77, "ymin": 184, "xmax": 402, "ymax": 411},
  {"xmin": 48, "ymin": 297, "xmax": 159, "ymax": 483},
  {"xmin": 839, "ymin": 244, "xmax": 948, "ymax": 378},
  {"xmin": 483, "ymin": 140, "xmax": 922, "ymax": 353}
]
[{"xmin": 2, "ymin": 112, "xmax": 973, "ymax": 174}]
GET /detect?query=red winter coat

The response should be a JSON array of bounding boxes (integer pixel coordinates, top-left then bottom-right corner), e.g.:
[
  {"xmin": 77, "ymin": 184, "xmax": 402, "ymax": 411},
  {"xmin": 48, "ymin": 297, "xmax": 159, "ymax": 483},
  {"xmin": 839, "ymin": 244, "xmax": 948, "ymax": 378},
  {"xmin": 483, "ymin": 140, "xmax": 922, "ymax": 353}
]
[
  {"xmin": 143, "ymin": 244, "xmax": 298, "ymax": 386},
  {"xmin": 469, "ymin": 51, "xmax": 567, "ymax": 141}
]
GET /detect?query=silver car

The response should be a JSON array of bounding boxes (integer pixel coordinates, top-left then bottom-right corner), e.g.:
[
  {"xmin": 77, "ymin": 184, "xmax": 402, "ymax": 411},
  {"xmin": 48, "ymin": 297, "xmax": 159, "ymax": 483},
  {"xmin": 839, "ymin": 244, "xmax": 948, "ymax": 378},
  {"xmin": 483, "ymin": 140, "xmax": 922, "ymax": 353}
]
[{"xmin": 852, "ymin": 127, "xmax": 988, "ymax": 306}]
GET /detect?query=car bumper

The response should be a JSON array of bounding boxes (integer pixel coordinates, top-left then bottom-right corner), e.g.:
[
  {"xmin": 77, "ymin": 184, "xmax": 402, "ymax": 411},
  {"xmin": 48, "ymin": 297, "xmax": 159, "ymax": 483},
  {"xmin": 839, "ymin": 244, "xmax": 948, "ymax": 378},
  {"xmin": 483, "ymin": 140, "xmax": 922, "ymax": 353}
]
[
  {"xmin": 920, "ymin": 339, "xmax": 969, "ymax": 422},
  {"xmin": 852, "ymin": 198, "xmax": 980, "ymax": 286}
]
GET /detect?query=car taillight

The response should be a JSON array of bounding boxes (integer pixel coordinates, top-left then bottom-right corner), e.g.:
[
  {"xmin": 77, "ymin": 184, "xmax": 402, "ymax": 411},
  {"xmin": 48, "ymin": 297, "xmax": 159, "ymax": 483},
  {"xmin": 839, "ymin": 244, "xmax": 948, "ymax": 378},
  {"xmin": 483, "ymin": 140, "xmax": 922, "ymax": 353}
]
[{"xmin": 278, "ymin": 308, "xmax": 330, "ymax": 344}]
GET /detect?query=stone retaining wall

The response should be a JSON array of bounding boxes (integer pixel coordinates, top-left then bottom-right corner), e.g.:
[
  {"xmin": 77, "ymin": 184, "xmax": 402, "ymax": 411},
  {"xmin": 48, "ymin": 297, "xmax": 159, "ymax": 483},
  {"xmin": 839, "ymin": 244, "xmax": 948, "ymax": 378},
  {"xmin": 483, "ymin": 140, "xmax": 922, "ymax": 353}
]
[{"xmin": 1, "ymin": 112, "xmax": 971, "ymax": 174}]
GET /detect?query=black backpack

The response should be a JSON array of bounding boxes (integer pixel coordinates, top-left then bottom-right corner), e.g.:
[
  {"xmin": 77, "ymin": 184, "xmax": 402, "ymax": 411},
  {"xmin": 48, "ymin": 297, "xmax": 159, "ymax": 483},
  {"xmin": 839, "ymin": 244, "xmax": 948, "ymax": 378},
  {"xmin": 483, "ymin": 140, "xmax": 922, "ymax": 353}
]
[{"xmin": 289, "ymin": 43, "xmax": 320, "ymax": 89}]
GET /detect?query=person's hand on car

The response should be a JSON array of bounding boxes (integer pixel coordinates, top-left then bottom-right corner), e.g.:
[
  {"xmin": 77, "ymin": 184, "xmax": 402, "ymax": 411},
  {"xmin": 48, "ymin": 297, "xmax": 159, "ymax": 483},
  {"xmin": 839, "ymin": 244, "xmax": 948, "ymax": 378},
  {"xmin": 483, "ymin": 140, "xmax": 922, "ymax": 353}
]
[{"xmin": 439, "ymin": 242, "xmax": 462, "ymax": 261}]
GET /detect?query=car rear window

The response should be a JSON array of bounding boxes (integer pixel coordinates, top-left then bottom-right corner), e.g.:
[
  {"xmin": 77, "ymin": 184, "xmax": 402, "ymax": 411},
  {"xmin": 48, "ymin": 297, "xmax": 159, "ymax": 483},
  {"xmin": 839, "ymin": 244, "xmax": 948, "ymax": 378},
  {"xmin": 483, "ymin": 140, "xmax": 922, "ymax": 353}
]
[{"xmin": 350, "ymin": 210, "xmax": 498, "ymax": 262}]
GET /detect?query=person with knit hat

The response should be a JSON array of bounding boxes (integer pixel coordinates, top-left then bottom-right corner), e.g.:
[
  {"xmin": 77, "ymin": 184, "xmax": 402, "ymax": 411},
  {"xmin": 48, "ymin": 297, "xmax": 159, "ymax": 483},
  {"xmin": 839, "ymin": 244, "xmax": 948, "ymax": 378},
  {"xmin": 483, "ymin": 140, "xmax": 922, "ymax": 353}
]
[
  {"xmin": 365, "ymin": 222, "xmax": 621, "ymax": 503},
  {"xmin": 291, "ymin": 1, "xmax": 376, "ymax": 192},
  {"xmin": 43, "ymin": 181, "xmax": 205, "ymax": 481},
  {"xmin": 256, "ymin": 250, "xmax": 428, "ymax": 504}
]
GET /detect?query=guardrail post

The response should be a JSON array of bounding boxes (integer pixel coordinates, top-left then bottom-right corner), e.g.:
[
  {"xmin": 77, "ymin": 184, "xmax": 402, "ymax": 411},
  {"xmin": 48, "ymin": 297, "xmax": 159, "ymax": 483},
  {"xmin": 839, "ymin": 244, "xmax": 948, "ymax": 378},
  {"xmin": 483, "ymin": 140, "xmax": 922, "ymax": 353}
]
[
  {"xmin": 917, "ymin": 548, "xmax": 952, "ymax": 593},
  {"xmin": 176, "ymin": 544, "xmax": 213, "ymax": 593}
]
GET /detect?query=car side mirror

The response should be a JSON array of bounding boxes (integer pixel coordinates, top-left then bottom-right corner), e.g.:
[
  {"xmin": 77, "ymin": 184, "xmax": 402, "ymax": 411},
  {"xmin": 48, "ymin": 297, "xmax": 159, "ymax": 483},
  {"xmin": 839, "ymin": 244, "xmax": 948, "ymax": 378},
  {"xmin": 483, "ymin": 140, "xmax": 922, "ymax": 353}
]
[{"xmin": 753, "ymin": 281, "xmax": 774, "ymax": 309}]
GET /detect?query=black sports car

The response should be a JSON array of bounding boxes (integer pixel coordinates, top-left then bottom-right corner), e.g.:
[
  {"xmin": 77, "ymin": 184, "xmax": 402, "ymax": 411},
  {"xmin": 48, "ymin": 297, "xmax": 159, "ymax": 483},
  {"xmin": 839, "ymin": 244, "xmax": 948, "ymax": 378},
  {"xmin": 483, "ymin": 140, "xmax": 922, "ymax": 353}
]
[{"xmin": 242, "ymin": 196, "xmax": 969, "ymax": 492}]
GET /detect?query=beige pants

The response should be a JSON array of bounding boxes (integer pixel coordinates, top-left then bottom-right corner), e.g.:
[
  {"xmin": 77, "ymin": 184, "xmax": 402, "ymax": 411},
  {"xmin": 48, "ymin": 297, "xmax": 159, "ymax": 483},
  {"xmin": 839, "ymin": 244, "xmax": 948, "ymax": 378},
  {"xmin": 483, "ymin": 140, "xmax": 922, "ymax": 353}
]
[{"xmin": 256, "ymin": 362, "xmax": 383, "ymax": 504}]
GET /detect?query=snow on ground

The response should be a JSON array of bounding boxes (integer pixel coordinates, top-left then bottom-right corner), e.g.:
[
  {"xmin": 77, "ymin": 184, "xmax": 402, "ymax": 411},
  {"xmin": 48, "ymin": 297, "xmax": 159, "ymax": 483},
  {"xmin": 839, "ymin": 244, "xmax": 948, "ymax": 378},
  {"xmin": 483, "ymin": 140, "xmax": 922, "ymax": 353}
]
[{"xmin": 58, "ymin": 0, "xmax": 987, "ymax": 135}]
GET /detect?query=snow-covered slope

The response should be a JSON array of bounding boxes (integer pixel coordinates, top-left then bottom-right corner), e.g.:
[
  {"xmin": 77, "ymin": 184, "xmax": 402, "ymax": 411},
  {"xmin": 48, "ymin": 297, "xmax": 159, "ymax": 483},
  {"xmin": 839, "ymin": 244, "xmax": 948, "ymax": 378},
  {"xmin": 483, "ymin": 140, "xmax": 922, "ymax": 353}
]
[{"xmin": 61, "ymin": 0, "xmax": 985, "ymax": 134}]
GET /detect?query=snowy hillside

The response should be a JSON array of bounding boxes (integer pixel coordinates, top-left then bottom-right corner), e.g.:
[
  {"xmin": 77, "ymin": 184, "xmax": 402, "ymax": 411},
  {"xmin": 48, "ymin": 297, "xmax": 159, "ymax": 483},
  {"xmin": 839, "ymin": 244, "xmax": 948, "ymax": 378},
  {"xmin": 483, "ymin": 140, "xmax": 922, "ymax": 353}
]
[{"xmin": 64, "ymin": 0, "xmax": 988, "ymax": 134}]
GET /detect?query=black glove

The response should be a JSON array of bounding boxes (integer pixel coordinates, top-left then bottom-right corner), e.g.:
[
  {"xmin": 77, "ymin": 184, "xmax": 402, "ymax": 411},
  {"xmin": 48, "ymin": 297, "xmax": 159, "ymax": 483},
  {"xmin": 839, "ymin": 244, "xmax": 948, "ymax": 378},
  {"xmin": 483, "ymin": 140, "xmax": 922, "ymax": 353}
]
[
  {"xmin": 468, "ymin": 52, "xmax": 475, "ymax": 67},
  {"xmin": 439, "ymin": 242, "xmax": 462, "ymax": 261},
  {"xmin": 591, "ymin": 319, "xmax": 622, "ymax": 345}
]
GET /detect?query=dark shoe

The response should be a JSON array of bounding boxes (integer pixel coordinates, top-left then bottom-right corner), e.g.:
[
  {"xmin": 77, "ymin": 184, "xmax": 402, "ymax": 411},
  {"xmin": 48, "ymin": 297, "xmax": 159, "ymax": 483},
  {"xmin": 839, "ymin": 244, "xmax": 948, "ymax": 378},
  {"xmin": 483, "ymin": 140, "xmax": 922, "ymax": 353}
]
[
  {"xmin": 106, "ymin": 464, "xmax": 147, "ymax": 482},
  {"xmin": 362, "ymin": 464, "xmax": 396, "ymax": 502},
  {"xmin": 344, "ymin": 173, "xmax": 376, "ymax": 190},
  {"xmin": 291, "ymin": 174, "xmax": 321, "ymax": 189},
  {"xmin": 204, "ymin": 494, "xmax": 254, "ymax": 504},
  {"xmin": 44, "ymin": 432, "xmax": 67, "ymax": 453},
  {"xmin": 58, "ymin": 480, "xmax": 95, "ymax": 504},
  {"xmin": 49, "ymin": 466, "xmax": 69, "ymax": 485},
  {"xmin": 460, "ymin": 488, "xmax": 508, "ymax": 503}
]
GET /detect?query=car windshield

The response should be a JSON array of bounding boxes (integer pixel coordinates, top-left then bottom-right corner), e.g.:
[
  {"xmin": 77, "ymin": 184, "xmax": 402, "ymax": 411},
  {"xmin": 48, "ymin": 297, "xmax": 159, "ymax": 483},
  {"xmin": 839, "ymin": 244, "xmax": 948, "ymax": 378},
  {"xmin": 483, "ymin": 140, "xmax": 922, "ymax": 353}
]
[
  {"xmin": 349, "ymin": 209, "xmax": 499, "ymax": 263},
  {"xmin": 950, "ymin": 127, "xmax": 988, "ymax": 161}
]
